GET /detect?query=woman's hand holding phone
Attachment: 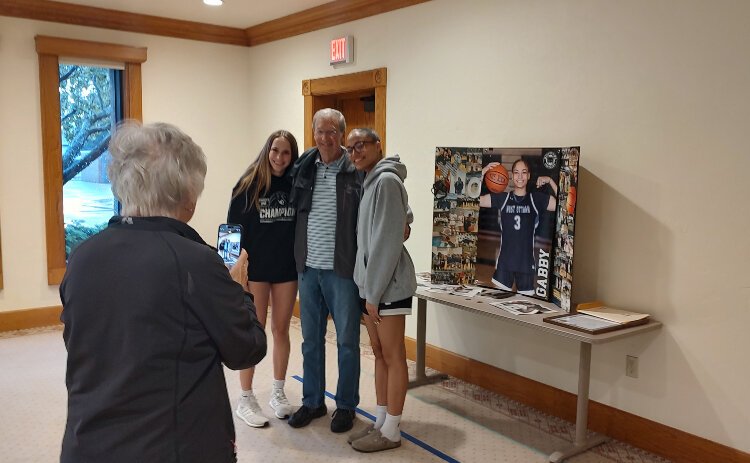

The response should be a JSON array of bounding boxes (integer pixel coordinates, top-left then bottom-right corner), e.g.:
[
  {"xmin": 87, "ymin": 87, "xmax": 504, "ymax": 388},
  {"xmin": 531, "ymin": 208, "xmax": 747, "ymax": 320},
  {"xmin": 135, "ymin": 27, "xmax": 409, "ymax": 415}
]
[{"xmin": 229, "ymin": 249, "xmax": 250, "ymax": 292}]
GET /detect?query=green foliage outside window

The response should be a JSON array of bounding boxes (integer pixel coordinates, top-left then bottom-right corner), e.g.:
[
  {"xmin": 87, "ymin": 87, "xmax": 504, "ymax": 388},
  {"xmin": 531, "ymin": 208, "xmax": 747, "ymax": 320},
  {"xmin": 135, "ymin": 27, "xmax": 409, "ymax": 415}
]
[{"xmin": 65, "ymin": 220, "xmax": 107, "ymax": 256}]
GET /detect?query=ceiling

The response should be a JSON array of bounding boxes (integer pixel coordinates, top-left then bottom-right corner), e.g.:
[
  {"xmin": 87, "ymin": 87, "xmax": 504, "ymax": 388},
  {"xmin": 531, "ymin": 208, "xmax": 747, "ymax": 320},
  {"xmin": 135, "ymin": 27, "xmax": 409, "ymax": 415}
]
[{"xmin": 57, "ymin": 0, "xmax": 333, "ymax": 29}]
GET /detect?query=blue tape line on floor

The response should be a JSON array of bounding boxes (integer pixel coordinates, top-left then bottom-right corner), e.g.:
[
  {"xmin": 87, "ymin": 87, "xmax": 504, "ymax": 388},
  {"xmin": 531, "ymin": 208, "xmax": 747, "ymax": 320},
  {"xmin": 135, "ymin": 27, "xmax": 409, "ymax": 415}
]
[{"xmin": 292, "ymin": 375, "xmax": 460, "ymax": 463}]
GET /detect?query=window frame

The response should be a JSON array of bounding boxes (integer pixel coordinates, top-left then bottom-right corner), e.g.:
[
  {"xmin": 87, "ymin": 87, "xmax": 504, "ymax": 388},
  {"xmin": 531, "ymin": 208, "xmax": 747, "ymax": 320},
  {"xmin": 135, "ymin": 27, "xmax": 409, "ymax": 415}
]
[{"xmin": 35, "ymin": 36, "xmax": 146, "ymax": 285}]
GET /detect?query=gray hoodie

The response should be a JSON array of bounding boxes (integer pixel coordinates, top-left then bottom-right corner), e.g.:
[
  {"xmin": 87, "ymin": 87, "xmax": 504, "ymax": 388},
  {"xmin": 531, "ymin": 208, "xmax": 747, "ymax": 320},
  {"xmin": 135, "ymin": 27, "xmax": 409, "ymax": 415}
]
[{"xmin": 353, "ymin": 155, "xmax": 417, "ymax": 306}]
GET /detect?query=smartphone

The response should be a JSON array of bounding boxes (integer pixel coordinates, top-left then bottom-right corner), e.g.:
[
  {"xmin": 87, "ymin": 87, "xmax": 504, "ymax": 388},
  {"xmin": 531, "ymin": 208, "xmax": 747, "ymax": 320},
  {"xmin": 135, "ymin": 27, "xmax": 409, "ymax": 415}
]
[{"xmin": 217, "ymin": 223, "xmax": 243, "ymax": 267}]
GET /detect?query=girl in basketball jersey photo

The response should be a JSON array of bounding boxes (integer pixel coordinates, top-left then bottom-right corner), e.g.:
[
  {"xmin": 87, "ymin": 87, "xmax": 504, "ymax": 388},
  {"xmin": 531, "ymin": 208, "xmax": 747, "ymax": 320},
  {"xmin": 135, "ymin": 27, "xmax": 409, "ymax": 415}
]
[
  {"xmin": 227, "ymin": 130, "xmax": 299, "ymax": 428},
  {"xmin": 479, "ymin": 159, "xmax": 557, "ymax": 295}
]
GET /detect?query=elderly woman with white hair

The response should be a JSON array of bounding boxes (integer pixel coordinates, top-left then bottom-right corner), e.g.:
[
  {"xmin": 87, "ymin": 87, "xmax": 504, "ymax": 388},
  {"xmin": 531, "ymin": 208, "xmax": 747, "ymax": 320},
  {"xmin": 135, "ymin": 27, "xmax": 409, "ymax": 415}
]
[{"xmin": 60, "ymin": 121, "xmax": 267, "ymax": 463}]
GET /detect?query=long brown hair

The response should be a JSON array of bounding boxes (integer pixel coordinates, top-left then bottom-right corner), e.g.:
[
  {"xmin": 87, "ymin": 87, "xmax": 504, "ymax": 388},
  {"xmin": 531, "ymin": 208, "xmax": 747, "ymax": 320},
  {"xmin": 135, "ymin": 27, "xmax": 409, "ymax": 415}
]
[{"xmin": 232, "ymin": 130, "xmax": 299, "ymax": 210}]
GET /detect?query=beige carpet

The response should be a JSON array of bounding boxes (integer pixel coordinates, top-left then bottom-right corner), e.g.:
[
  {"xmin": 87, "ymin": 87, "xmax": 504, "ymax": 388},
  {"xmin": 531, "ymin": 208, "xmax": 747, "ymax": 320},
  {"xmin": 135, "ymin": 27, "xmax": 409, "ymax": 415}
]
[{"xmin": 0, "ymin": 321, "xmax": 670, "ymax": 463}]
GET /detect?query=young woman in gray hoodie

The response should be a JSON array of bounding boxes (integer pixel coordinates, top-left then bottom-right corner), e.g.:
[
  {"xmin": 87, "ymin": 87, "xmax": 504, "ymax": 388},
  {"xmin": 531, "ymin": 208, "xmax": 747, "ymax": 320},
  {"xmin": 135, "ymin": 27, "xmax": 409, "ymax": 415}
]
[{"xmin": 346, "ymin": 128, "xmax": 417, "ymax": 453}]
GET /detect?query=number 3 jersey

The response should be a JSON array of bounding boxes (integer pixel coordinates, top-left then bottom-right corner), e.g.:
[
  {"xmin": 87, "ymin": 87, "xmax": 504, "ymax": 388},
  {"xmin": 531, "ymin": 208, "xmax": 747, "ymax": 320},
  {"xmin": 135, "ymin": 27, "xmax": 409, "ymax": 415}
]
[
  {"xmin": 228, "ymin": 175, "xmax": 297, "ymax": 283},
  {"xmin": 490, "ymin": 191, "xmax": 550, "ymax": 274}
]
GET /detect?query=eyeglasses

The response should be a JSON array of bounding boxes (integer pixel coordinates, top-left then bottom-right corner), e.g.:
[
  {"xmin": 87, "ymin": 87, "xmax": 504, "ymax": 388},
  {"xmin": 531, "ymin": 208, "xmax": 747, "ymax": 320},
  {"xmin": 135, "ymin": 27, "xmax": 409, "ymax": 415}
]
[{"xmin": 345, "ymin": 140, "xmax": 375, "ymax": 154}]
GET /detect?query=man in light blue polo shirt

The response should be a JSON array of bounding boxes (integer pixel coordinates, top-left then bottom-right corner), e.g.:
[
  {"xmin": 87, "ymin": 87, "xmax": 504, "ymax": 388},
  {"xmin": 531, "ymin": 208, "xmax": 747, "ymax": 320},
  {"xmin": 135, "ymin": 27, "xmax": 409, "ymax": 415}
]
[{"xmin": 288, "ymin": 108, "xmax": 363, "ymax": 433}]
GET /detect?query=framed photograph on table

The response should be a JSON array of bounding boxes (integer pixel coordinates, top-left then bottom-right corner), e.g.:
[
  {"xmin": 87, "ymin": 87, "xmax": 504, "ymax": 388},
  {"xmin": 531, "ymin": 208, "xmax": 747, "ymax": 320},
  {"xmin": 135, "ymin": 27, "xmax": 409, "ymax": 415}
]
[{"xmin": 544, "ymin": 312, "xmax": 650, "ymax": 334}]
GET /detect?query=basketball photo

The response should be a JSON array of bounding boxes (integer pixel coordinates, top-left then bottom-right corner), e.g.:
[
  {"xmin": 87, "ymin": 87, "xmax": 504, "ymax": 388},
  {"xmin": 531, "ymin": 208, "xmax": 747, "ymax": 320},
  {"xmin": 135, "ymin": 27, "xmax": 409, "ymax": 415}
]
[
  {"xmin": 476, "ymin": 148, "xmax": 562, "ymax": 301},
  {"xmin": 430, "ymin": 145, "xmax": 580, "ymax": 307}
]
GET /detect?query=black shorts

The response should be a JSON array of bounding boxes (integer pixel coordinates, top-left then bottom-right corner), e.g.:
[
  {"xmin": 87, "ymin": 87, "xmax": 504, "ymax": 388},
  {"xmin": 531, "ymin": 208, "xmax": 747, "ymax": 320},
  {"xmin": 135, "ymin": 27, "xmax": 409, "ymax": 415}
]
[
  {"xmin": 360, "ymin": 297, "xmax": 413, "ymax": 316},
  {"xmin": 492, "ymin": 269, "xmax": 534, "ymax": 293}
]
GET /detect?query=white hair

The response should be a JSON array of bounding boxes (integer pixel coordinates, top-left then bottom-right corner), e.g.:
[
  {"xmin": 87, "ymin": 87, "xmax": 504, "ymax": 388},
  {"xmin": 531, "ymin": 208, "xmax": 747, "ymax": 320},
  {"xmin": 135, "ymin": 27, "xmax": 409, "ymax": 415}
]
[
  {"xmin": 312, "ymin": 108, "xmax": 346, "ymax": 133},
  {"xmin": 107, "ymin": 121, "xmax": 207, "ymax": 218}
]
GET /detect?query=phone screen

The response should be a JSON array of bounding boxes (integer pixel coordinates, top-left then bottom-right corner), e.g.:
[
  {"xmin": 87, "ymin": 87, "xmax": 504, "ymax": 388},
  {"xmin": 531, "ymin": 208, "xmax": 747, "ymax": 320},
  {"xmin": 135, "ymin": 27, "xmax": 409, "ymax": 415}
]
[{"xmin": 217, "ymin": 223, "xmax": 243, "ymax": 267}]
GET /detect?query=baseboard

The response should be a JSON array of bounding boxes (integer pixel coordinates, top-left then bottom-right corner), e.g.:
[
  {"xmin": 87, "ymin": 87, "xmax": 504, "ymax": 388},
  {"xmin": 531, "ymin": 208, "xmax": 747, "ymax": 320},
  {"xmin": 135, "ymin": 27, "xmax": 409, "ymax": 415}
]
[
  {"xmin": 404, "ymin": 337, "xmax": 749, "ymax": 463},
  {"xmin": 0, "ymin": 306, "xmax": 62, "ymax": 332}
]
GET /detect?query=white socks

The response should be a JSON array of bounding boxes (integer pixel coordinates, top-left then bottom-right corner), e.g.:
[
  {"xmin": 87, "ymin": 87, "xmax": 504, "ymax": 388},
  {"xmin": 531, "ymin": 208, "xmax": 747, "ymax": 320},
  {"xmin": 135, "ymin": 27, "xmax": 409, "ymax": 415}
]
[
  {"xmin": 374, "ymin": 405, "xmax": 388, "ymax": 429},
  {"xmin": 379, "ymin": 413, "xmax": 401, "ymax": 442},
  {"xmin": 273, "ymin": 379, "xmax": 285, "ymax": 391},
  {"xmin": 241, "ymin": 389, "xmax": 253, "ymax": 398}
]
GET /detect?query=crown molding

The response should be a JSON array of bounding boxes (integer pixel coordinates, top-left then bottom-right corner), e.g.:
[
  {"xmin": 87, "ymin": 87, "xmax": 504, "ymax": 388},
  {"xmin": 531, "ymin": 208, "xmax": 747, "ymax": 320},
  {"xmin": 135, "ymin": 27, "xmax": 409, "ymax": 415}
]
[
  {"xmin": 245, "ymin": 0, "xmax": 430, "ymax": 46},
  {"xmin": 0, "ymin": 0, "xmax": 431, "ymax": 47},
  {"xmin": 0, "ymin": 0, "xmax": 249, "ymax": 46}
]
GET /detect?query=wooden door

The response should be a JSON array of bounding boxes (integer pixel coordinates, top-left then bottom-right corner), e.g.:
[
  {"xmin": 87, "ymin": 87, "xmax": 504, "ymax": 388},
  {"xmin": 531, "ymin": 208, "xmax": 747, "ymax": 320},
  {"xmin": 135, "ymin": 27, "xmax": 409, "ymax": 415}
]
[
  {"xmin": 302, "ymin": 68, "xmax": 386, "ymax": 151},
  {"xmin": 337, "ymin": 90, "xmax": 376, "ymax": 139}
]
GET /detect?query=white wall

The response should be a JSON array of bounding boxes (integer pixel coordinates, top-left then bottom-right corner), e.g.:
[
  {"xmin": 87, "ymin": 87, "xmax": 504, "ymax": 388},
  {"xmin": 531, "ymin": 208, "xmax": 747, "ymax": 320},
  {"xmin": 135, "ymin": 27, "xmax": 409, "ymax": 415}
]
[{"xmin": 1, "ymin": 0, "xmax": 749, "ymax": 453}]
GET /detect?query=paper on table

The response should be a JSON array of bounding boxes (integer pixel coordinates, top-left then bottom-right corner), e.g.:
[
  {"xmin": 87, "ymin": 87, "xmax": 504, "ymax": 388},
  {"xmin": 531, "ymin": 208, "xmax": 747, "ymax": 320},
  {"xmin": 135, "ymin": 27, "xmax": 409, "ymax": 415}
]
[
  {"xmin": 552, "ymin": 313, "xmax": 620, "ymax": 330},
  {"xmin": 578, "ymin": 306, "xmax": 649, "ymax": 324},
  {"xmin": 450, "ymin": 287, "xmax": 483, "ymax": 298},
  {"xmin": 491, "ymin": 300, "xmax": 557, "ymax": 315}
]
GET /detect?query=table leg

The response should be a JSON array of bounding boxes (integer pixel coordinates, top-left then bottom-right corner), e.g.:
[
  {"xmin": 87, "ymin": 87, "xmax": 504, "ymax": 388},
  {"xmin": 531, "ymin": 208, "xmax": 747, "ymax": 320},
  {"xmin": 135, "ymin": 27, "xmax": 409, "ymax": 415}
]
[
  {"xmin": 548, "ymin": 342, "xmax": 608, "ymax": 462},
  {"xmin": 408, "ymin": 297, "xmax": 447, "ymax": 388}
]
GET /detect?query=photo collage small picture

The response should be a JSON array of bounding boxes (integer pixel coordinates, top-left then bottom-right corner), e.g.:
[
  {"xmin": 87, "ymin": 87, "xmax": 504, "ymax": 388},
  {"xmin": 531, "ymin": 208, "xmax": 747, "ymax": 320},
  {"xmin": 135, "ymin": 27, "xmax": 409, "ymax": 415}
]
[
  {"xmin": 550, "ymin": 147, "xmax": 579, "ymax": 311},
  {"xmin": 431, "ymin": 147, "xmax": 483, "ymax": 285}
]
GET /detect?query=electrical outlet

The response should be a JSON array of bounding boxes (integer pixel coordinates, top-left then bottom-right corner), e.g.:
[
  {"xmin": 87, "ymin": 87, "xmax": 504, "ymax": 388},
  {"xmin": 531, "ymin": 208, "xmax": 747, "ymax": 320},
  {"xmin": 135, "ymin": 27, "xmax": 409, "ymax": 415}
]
[{"xmin": 626, "ymin": 355, "xmax": 639, "ymax": 378}]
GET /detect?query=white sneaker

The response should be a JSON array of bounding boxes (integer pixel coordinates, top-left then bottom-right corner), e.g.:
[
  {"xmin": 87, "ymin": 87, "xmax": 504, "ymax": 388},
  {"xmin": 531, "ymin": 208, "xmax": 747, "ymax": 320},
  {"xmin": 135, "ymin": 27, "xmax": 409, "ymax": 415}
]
[
  {"xmin": 236, "ymin": 392, "xmax": 269, "ymax": 428},
  {"xmin": 269, "ymin": 388, "xmax": 293, "ymax": 419}
]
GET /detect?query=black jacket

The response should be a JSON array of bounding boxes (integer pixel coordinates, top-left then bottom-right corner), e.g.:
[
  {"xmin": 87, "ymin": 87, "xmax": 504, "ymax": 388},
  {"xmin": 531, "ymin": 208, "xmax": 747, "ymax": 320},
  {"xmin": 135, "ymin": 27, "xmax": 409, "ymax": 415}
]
[
  {"xmin": 60, "ymin": 216, "xmax": 266, "ymax": 463},
  {"xmin": 289, "ymin": 147, "xmax": 363, "ymax": 278}
]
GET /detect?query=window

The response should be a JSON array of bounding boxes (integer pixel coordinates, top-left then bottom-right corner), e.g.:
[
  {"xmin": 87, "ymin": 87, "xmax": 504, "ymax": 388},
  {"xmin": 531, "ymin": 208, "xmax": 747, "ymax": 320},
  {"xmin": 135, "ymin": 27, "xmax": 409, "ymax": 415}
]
[
  {"xmin": 60, "ymin": 64, "xmax": 123, "ymax": 256},
  {"xmin": 36, "ymin": 36, "xmax": 146, "ymax": 285}
]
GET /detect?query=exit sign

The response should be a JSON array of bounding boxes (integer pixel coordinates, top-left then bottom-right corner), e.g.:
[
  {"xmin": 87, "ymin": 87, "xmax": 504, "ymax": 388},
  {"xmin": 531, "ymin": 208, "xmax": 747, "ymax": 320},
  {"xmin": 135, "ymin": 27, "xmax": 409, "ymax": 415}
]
[{"xmin": 330, "ymin": 36, "xmax": 353, "ymax": 65}]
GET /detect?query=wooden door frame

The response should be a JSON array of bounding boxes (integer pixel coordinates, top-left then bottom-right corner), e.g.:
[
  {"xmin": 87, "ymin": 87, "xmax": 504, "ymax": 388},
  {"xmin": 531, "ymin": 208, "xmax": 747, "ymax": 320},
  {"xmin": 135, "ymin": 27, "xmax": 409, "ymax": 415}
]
[{"xmin": 302, "ymin": 67, "xmax": 386, "ymax": 152}]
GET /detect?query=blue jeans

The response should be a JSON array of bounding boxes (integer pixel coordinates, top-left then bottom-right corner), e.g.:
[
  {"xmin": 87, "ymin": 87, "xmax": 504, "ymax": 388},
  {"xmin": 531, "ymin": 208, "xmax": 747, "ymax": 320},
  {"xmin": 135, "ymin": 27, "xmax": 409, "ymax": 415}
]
[{"xmin": 298, "ymin": 267, "xmax": 361, "ymax": 410}]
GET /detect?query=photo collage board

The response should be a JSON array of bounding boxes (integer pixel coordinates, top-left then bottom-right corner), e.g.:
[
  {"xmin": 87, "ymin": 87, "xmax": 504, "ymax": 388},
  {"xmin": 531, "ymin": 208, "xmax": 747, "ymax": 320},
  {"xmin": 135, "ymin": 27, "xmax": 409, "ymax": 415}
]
[{"xmin": 431, "ymin": 147, "xmax": 580, "ymax": 311}]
